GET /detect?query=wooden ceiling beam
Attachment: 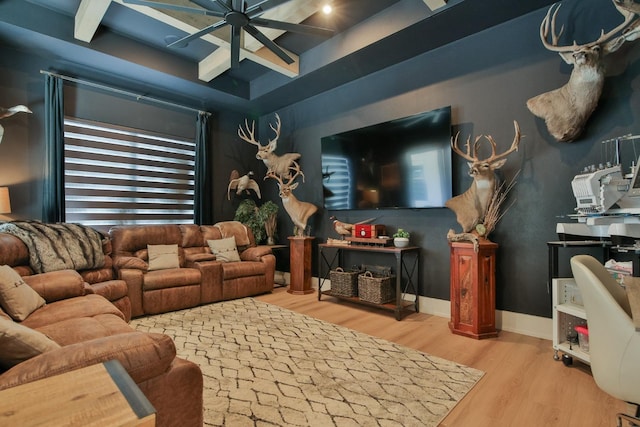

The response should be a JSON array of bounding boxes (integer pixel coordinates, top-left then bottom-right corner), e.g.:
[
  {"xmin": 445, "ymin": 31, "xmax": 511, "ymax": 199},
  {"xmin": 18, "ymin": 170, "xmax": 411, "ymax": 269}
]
[
  {"xmin": 422, "ymin": 0, "xmax": 447, "ymax": 11},
  {"xmin": 198, "ymin": 49, "xmax": 231, "ymax": 82},
  {"xmin": 75, "ymin": 0, "xmax": 112, "ymax": 42}
]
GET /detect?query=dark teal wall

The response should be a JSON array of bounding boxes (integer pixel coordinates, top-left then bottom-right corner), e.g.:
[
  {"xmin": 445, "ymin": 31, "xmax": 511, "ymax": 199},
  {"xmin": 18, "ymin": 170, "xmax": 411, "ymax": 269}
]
[
  {"xmin": 255, "ymin": 2, "xmax": 640, "ymax": 317},
  {"xmin": 1, "ymin": 0, "xmax": 639, "ymax": 318},
  {"xmin": 0, "ymin": 49, "xmax": 46, "ymax": 221}
]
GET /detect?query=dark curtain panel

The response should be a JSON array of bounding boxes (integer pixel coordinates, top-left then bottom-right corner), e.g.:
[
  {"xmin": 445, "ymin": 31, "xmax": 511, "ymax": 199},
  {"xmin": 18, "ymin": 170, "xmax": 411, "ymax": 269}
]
[
  {"xmin": 194, "ymin": 112, "xmax": 211, "ymax": 225},
  {"xmin": 42, "ymin": 74, "xmax": 65, "ymax": 223}
]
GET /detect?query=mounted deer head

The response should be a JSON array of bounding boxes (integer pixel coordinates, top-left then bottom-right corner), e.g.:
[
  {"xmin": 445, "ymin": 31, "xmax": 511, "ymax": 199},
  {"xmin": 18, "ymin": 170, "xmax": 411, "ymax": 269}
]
[
  {"xmin": 266, "ymin": 164, "xmax": 317, "ymax": 237},
  {"xmin": 445, "ymin": 121, "xmax": 521, "ymax": 233},
  {"xmin": 238, "ymin": 113, "xmax": 302, "ymax": 178},
  {"xmin": 526, "ymin": 0, "xmax": 640, "ymax": 142}
]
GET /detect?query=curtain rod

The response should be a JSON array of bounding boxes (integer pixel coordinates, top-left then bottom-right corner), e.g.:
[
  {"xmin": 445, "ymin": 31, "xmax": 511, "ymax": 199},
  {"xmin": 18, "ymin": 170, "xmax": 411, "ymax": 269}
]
[{"xmin": 40, "ymin": 70, "xmax": 211, "ymax": 117}]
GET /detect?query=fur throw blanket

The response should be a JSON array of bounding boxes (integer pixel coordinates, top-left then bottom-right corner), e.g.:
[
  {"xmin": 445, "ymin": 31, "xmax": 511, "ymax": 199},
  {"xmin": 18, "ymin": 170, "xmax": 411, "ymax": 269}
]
[
  {"xmin": 0, "ymin": 221, "xmax": 105, "ymax": 274},
  {"xmin": 215, "ymin": 221, "xmax": 252, "ymax": 249}
]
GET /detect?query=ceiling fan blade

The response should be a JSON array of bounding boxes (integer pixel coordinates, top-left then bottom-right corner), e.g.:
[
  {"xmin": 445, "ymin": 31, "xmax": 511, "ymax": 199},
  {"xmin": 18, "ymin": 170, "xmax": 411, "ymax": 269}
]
[
  {"xmin": 190, "ymin": 0, "xmax": 228, "ymax": 13},
  {"xmin": 122, "ymin": 0, "xmax": 224, "ymax": 18},
  {"xmin": 167, "ymin": 20, "xmax": 229, "ymax": 48},
  {"xmin": 244, "ymin": 25, "xmax": 294, "ymax": 64},
  {"xmin": 250, "ymin": 17, "xmax": 334, "ymax": 37},
  {"xmin": 214, "ymin": 0, "xmax": 232, "ymax": 12},
  {"xmin": 245, "ymin": 0, "xmax": 270, "ymax": 16},
  {"xmin": 230, "ymin": 25, "xmax": 242, "ymax": 68},
  {"xmin": 232, "ymin": 0, "xmax": 244, "ymax": 12}
]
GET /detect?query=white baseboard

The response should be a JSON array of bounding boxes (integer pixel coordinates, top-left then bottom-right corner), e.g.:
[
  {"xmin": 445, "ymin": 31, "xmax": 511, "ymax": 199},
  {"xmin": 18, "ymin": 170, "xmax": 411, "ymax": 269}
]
[
  {"xmin": 281, "ymin": 275, "xmax": 552, "ymax": 341},
  {"xmin": 417, "ymin": 296, "xmax": 552, "ymax": 340}
]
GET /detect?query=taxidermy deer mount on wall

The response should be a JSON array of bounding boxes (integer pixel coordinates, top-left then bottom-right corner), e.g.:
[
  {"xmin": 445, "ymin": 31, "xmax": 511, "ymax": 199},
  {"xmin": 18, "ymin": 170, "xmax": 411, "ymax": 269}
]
[
  {"xmin": 237, "ymin": 114, "xmax": 316, "ymax": 237},
  {"xmin": 527, "ymin": 0, "xmax": 640, "ymax": 142},
  {"xmin": 445, "ymin": 121, "xmax": 521, "ymax": 245},
  {"xmin": 266, "ymin": 164, "xmax": 318, "ymax": 237},
  {"xmin": 238, "ymin": 113, "xmax": 301, "ymax": 178}
]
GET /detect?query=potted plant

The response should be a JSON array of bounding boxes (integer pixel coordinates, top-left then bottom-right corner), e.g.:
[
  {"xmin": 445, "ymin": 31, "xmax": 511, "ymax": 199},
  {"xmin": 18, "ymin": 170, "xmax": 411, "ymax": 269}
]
[
  {"xmin": 234, "ymin": 199, "xmax": 280, "ymax": 245},
  {"xmin": 393, "ymin": 228, "xmax": 410, "ymax": 248},
  {"xmin": 257, "ymin": 201, "xmax": 279, "ymax": 245}
]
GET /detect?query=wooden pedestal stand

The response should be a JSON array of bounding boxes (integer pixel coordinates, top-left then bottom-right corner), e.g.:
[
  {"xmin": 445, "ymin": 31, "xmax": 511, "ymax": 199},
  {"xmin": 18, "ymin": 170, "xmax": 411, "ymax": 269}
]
[
  {"xmin": 449, "ymin": 239, "xmax": 498, "ymax": 339},
  {"xmin": 288, "ymin": 236, "xmax": 315, "ymax": 295}
]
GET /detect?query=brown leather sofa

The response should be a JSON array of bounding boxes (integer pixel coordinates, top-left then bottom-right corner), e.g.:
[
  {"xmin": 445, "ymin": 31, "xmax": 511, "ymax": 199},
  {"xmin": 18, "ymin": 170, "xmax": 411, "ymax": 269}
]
[
  {"xmin": 0, "ymin": 231, "xmax": 132, "ymax": 322},
  {"xmin": 0, "ymin": 268, "xmax": 203, "ymax": 427},
  {"xmin": 110, "ymin": 221, "xmax": 276, "ymax": 318}
]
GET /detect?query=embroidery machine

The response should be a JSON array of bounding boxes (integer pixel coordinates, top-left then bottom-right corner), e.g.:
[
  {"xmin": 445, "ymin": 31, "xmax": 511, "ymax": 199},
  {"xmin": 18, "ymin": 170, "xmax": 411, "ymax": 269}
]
[{"xmin": 558, "ymin": 134, "xmax": 640, "ymax": 246}]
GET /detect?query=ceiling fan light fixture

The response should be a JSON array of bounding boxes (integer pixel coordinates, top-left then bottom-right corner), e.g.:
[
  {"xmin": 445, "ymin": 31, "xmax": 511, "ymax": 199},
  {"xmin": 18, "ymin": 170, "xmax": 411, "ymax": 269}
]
[
  {"xmin": 225, "ymin": 10, "xmax": 249, "ymax": 27},
  {"xmin": 127, "ymin": 0, "xmax": 334, "ymax": 69}
]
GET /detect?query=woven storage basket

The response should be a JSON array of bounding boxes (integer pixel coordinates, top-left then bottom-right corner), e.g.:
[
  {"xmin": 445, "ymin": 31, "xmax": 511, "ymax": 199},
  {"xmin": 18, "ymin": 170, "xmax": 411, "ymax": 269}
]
[
  {"xmin": 329, "ymin": 267, "xmax": 359, "ymax": 297},
  {"xmin": 358, "ymin": 271, "xmax": 395, "ymax": 304}
]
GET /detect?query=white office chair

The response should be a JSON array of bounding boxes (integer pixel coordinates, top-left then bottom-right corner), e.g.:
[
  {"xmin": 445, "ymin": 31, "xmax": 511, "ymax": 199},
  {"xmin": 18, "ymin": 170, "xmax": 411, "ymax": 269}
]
[{"xmin": 570, "ymin": 255, "xmax": 640, "ymax": 426}]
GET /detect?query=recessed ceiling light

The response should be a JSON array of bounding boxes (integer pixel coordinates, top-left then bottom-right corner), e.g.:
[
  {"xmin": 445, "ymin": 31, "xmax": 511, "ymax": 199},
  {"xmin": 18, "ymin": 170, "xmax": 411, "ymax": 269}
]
[{"xmin": 322, "ymin": 4, "xmax": 332, "ymax": 14}]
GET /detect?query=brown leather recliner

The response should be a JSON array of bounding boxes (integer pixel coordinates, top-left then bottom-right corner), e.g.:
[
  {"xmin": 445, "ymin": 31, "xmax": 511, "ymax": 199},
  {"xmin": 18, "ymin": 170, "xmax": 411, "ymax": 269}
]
[
  {"xmin": 110, "ymin": 222, "xmax": 275, "ymax": 318},
  {"xmin": 181, "ymin": 222, "xmax": 275, "ymax": 301},
  {"xmin": 0, "ymin": 269, "xmax": 203, "ymax": 427},
  {"xmin": 109, "ymin": 225, "xmax": 202, "ymax": 318}
]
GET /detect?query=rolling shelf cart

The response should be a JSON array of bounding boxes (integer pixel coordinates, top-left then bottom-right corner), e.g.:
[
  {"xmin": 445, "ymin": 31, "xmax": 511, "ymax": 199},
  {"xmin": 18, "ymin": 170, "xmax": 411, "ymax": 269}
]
[
  {"xmin": 552, "ymin": 278, "xmax": 590, "ymax": 365},
  {"xmin": 547, "ymin": 240, "xmax": 612, "ymax": 365},
  {"xmin": 548, "ymin": 240, "xmax": 634, "ymax": 365}
]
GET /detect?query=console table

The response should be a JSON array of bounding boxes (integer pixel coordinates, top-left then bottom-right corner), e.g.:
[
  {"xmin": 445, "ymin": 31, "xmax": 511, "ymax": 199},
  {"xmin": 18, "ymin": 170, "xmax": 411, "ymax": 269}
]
[
  {"xmin": 0, "ymin": 359, "xmax": 156, "ymax": 427},
  {"xmin": 318, "ymin": 243, "xmax": 420, "ymax": 320}
]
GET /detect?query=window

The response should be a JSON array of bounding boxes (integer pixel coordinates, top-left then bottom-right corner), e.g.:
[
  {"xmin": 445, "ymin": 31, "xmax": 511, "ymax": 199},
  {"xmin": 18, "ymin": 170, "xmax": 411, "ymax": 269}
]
[{"xmin": 63, "ymin": 118, "xmax": 195, "ymax": 230}]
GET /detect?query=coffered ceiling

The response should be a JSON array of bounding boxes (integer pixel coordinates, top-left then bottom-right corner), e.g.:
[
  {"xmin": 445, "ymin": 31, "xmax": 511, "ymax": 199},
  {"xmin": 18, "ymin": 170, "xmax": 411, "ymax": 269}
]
[{"xmin": 0, "ymin": 0, "xmax": 556, "ymax": 113}]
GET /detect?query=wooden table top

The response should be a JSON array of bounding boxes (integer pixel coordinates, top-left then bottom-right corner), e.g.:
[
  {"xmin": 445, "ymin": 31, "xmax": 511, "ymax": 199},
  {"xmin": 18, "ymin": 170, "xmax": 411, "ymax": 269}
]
[
  {"xmin": 0, "ymin": 360, "xmax": 155, "ymax": 427},
  {"xmin": 624, "ymin": 276, "xmax": 640, "ymax": 331}
]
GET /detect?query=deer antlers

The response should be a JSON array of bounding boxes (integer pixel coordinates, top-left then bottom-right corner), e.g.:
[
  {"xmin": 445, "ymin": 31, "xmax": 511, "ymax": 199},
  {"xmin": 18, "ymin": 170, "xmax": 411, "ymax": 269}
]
[
  {"xmin": 540, "ymin": 1, "xmax": 639, "ymax": 55},
  {"xmin": 265, "ymin": 162, "xmax": 305, "ymax": 187},
  {"xmin": 268, "ymin": 114, "xmax": 281, "ymax": 149},
  {"xmin": 451, "ymin": 121, "xmax": 521, "ymax": 163},
  {"xmin": 237, "ymin": 113, "xmax": 301, "ymax": 178},
  {"xmin": 237, "ymin": 113, "xmax": 281, "ymax": 150},
  {"xmin": 237, "ymin": 117, "xmax": 259, "ymax": 147}
]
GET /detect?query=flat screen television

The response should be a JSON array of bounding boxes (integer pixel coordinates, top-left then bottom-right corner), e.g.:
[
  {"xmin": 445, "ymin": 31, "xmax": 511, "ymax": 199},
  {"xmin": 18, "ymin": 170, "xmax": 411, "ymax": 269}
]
[{"xmin": 321, "ymin": 106, "xmax": 452, "ymax": 210}]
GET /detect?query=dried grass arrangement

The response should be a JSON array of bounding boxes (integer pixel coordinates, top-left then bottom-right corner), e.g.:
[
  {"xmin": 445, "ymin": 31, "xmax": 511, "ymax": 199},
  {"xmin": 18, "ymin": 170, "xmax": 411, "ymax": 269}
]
[
  {"xmin": 264, "ymin": 212, "xmax": 277, "ymax": 244},
  {"xmin": 483, "ymin": 170, "xmax": 520, "ymax": 238}
]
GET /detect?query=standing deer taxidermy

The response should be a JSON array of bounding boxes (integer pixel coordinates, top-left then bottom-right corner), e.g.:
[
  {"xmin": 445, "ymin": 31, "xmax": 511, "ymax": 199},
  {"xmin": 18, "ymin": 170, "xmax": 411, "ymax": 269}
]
[
  {"xmin": 527, "ymin": 0, "xmax": 640, "ymax": 142},
  {"xmin": 266, "ymin": 164, "xmax": 318, "ymax": 237},
  {"xmin": 445, "ymin": 121, "xmax": 522, "ymax": 245},
  {"xmin": 238, "ymin": 113, "xmax": 302, "ymax": 178}
]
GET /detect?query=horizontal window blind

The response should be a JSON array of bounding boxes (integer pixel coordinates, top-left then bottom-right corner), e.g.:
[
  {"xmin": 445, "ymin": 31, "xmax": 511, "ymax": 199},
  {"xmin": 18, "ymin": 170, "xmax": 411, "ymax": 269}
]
[{"xmin": 64, "ymin": 118, "xmax": 195, "ymax": 230}]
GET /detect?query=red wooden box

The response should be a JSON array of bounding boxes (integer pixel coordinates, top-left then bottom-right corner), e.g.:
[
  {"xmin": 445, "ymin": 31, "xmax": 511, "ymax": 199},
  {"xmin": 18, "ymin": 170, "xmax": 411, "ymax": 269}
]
[{"xmin": 352, "ymin": 224, "xmax": 386, "ymax": 238}]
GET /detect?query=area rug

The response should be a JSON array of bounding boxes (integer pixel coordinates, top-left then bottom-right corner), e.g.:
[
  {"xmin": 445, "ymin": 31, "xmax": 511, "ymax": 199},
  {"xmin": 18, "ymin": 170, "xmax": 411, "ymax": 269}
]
[{"xmin": 131, "ymin": 298, "xmax": 483, "ymax": 426}]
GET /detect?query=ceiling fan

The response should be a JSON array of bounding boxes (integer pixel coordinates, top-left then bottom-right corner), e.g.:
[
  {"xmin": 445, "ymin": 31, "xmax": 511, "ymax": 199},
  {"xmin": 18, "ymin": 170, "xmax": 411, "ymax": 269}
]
[{"xmin": 122, "ymin": 0, "xmax": 334, "ymax": 68}]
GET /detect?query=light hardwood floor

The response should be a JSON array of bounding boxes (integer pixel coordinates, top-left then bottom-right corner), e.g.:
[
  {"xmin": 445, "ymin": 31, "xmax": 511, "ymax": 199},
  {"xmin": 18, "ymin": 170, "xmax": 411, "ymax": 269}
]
[{"xmin": 256, "ymin": 288, "xmax": 627, "ymax": 427}]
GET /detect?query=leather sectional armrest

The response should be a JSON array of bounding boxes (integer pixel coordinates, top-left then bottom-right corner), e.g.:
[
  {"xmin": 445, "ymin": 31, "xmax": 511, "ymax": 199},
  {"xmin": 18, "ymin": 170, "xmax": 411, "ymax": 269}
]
[
  {"xmin": 23, "ymin": 270, "xmax": 85, "ymax": 303},
  {"xmin": 113, "ymin": 256, "xmax": 148, "ymax": 271},
  {"xmin": 240, "ymin": 246, "xmax": 273, "ymax": 262},
  {"xmin": 0, "ymin": 332, "xmax": 176, "ymax": 390},
  {"xmin": 185, "ymin": 253, "xmax": 216, "ymax": 264}
]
